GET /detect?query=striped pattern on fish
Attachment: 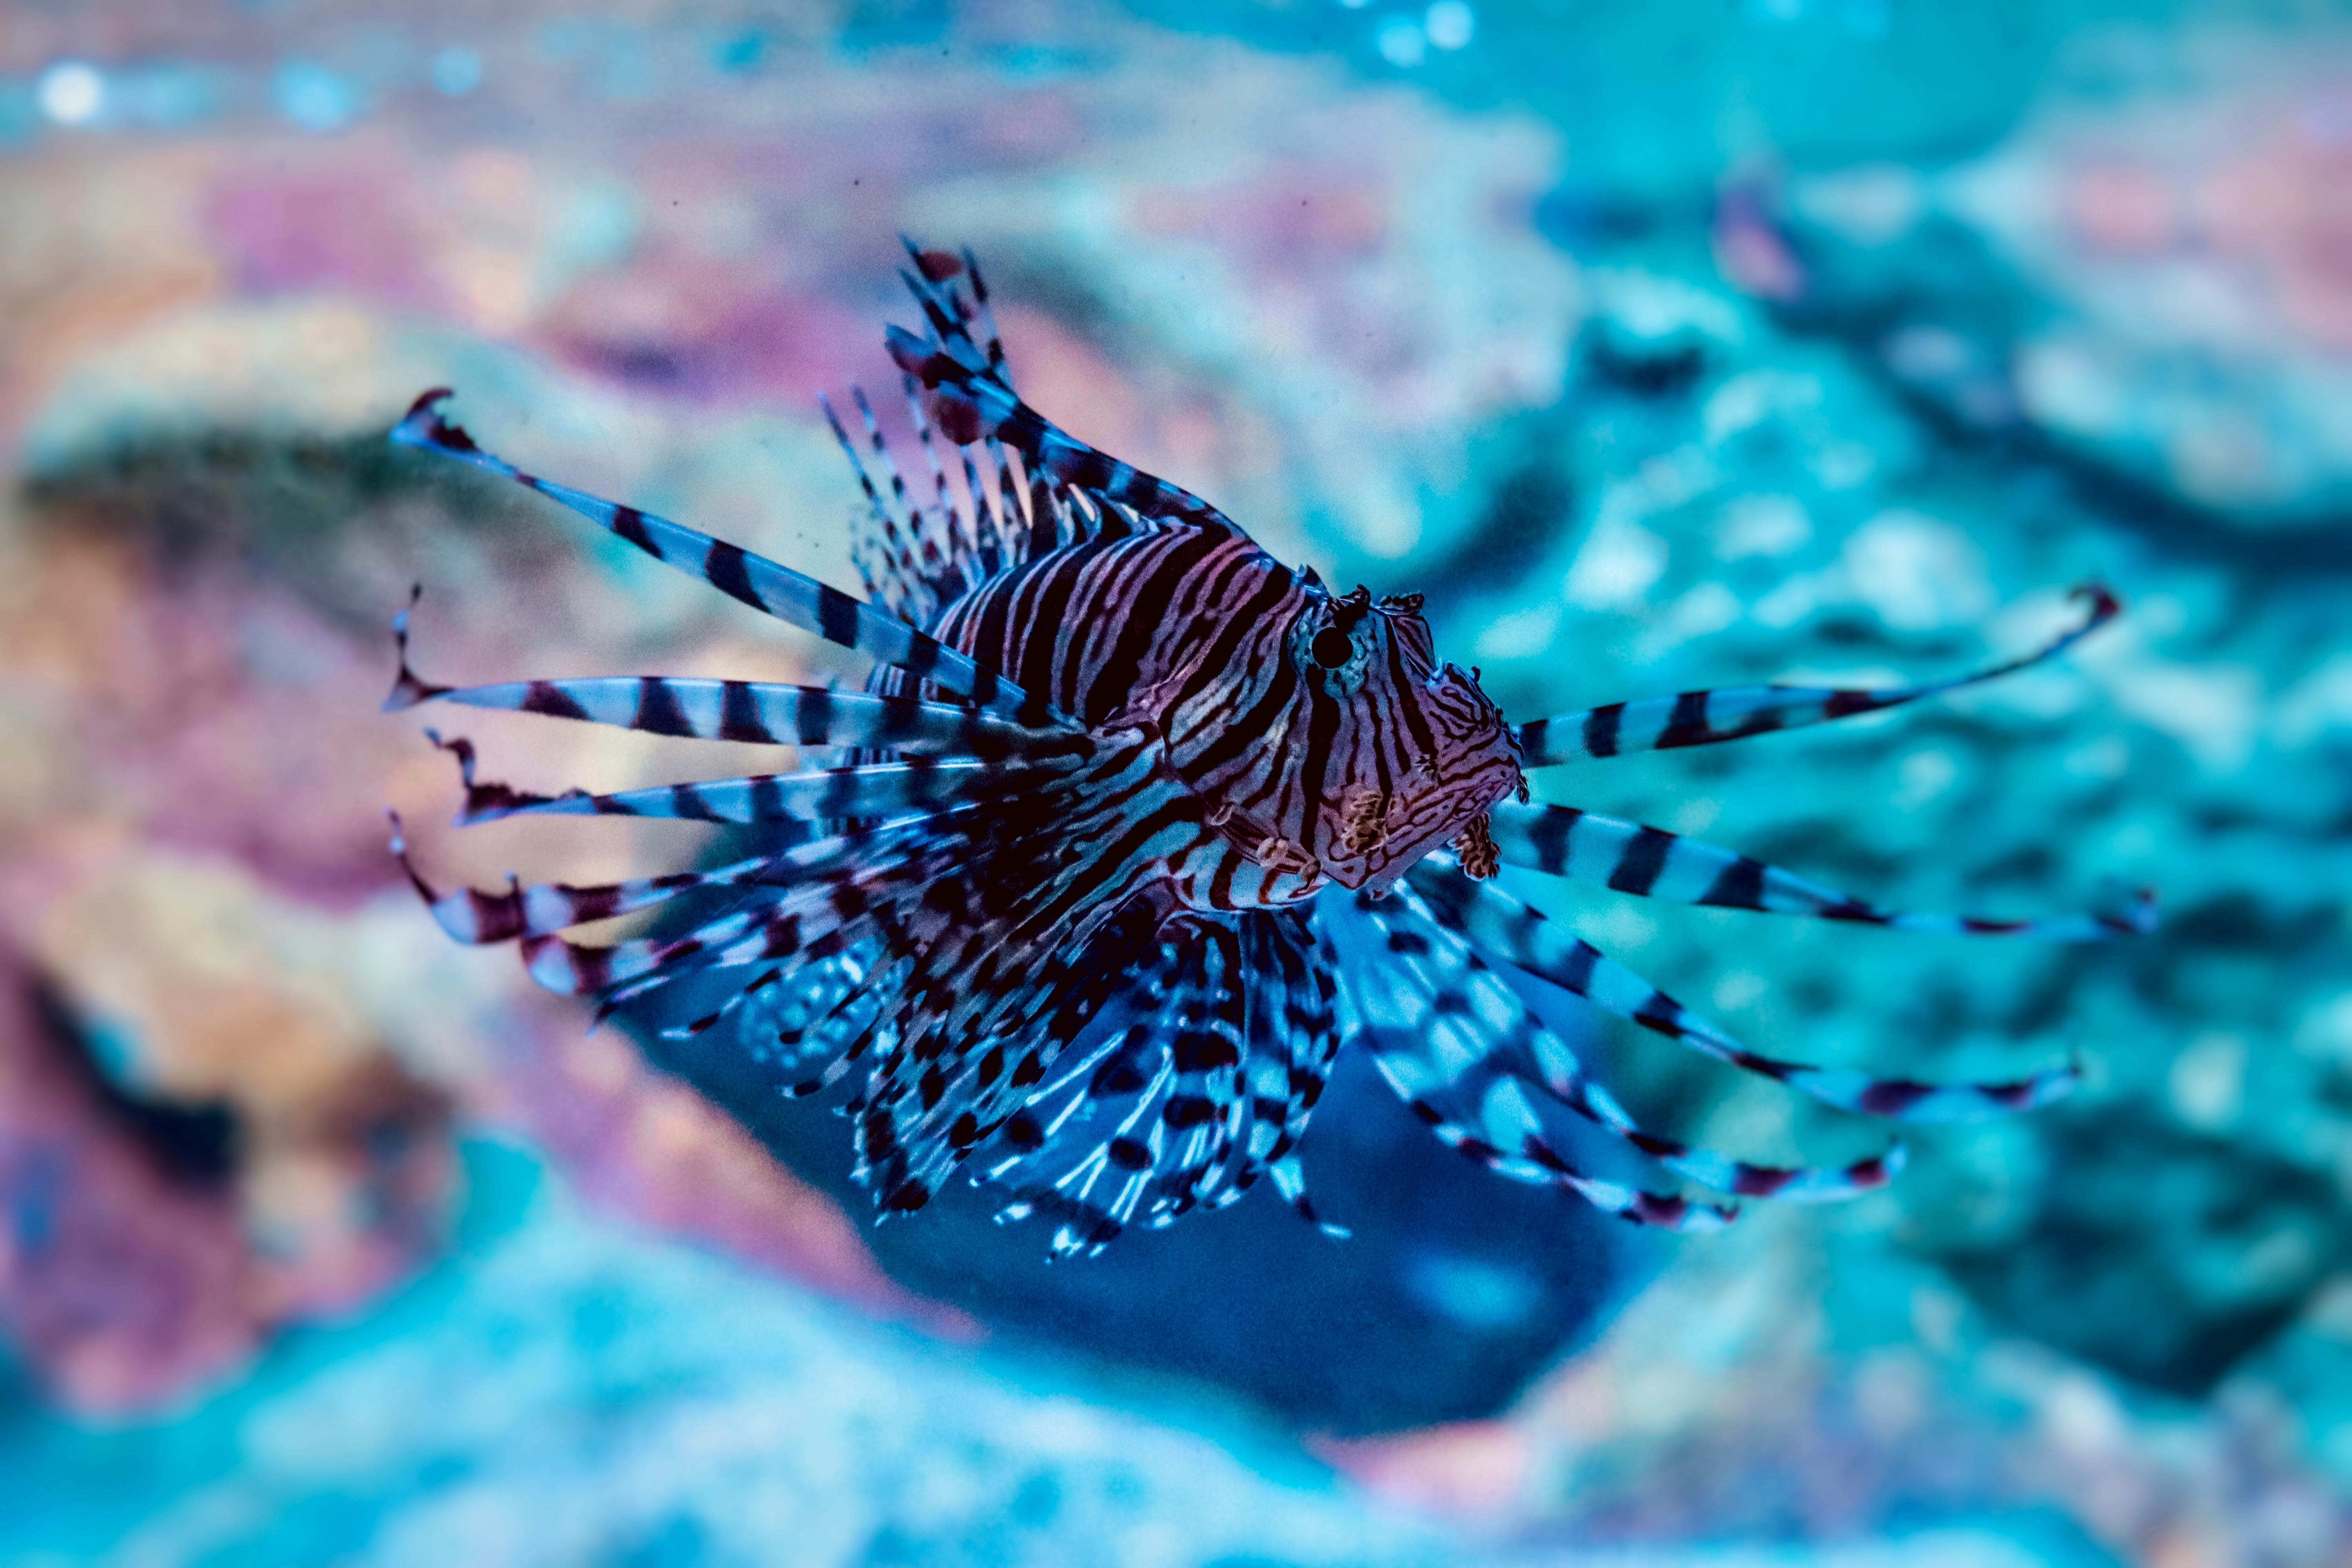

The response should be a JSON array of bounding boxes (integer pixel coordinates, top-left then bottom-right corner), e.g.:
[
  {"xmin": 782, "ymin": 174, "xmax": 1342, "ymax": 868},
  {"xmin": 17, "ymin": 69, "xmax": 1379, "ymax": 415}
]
[{"xmin": 383, "ymin": 238, "xmax": 2151, "ymax": 1256}]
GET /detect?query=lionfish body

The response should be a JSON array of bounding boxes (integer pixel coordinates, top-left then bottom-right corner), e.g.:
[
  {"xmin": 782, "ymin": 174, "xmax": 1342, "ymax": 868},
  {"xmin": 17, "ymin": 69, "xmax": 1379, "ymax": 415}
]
[{"xmin": 388, "ymin": 243, "xmax": 2151, "ymax": 1255}]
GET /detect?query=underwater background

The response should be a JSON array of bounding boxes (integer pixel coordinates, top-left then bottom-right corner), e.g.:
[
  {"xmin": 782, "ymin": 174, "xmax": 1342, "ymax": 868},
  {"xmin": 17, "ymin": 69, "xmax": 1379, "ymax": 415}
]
[{"xmin": 2, "ymin": 1, "xmax": 2349, "ymax": 1563}]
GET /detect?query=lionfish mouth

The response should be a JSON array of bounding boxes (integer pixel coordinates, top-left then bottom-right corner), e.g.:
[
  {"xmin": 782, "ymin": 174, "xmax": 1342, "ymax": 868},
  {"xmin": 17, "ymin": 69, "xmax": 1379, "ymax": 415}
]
[
  {"xmin": 1310, "ymin": 757, "xmax": 1521, "ymax": 895},
  {"xmin": 1198, "ymin": 779, "xmax": 1506, "ymax": 896},
  {"xmin": 1359, "ymin": 791, "xmax": 1515, "ymax": 893}
]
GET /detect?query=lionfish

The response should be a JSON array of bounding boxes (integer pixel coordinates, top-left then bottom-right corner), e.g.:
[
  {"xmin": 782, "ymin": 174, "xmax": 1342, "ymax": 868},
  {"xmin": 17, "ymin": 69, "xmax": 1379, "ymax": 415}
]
[{"xmin": 385, "ymin": 241, "xmax": 2151, "ymax": 1256}]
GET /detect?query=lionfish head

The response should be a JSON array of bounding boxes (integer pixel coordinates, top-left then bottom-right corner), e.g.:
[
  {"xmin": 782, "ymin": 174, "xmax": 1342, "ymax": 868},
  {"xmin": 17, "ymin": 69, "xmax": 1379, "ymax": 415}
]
[{"xmin": 1275, "ymin": 581, "xmax": 1523, "ymax": 894}]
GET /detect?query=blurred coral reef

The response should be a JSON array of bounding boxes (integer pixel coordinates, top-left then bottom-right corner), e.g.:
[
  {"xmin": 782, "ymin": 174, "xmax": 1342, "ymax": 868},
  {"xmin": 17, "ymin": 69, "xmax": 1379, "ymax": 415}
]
[{"xmin": 1, "ymin": 3, "xmax": 2349, "ymax": 1566}]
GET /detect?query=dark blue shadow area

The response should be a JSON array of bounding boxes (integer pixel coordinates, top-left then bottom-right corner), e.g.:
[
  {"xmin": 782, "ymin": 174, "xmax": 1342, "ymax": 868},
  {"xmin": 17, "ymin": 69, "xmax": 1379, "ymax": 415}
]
[{"xmin": 641, "ymin": 1013, "xmax": 1656, "ymax": 1436}]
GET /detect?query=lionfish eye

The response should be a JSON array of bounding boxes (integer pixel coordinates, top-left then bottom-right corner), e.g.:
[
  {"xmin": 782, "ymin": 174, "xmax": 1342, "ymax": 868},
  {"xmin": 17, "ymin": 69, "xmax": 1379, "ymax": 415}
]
[{"xmin": 1310, "ymin": 627, "xmax": 1355, "ymax": 669}]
